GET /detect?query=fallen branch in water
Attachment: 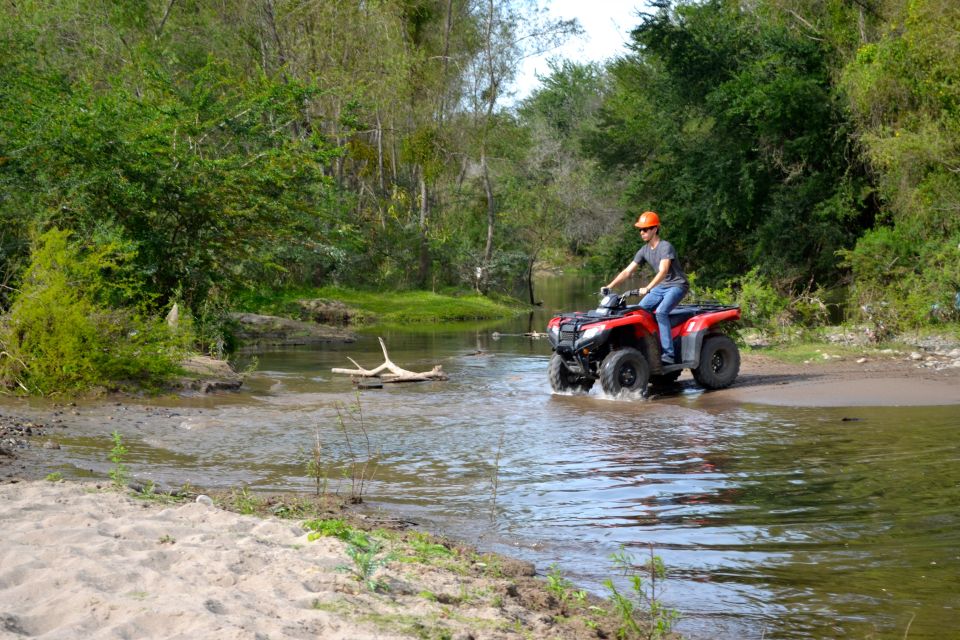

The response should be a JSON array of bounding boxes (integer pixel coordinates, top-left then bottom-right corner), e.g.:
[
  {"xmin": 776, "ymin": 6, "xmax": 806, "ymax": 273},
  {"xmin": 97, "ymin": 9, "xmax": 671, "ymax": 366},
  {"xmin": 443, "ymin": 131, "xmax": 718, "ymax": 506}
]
[{"xmin": 332, "ymin": 337, "xmax": 447, "ymax": 383}]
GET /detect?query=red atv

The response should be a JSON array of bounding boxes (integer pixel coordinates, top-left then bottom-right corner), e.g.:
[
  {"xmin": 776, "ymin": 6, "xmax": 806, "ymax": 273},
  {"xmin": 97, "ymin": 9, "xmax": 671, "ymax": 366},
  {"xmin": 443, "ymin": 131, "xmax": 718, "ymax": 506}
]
[{"xmin": 546, "ymin": 290, "xmax": 741, "ymax": 396}]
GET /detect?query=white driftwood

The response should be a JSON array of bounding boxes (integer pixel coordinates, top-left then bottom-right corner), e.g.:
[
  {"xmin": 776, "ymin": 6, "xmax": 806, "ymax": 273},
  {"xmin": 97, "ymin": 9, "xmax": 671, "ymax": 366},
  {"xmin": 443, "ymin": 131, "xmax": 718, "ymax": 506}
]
[{"xmin": 332, "ymin": 337, "xmax": 447, "ymax": 383}]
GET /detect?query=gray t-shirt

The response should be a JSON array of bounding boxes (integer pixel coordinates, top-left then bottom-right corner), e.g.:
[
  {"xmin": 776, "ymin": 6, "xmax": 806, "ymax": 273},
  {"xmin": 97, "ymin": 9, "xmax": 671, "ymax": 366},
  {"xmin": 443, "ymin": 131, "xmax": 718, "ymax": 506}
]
[{"xmin": 633, "ymin": 240, "xmax": 689, "ymax": 291}]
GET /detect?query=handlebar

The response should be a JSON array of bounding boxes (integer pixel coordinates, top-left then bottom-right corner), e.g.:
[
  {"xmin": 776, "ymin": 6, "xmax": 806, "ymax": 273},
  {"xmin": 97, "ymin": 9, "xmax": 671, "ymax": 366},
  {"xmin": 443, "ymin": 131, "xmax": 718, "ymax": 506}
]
[{"xmin": 600, "ymin": 288, "xmax": 641, "ymax": 298}]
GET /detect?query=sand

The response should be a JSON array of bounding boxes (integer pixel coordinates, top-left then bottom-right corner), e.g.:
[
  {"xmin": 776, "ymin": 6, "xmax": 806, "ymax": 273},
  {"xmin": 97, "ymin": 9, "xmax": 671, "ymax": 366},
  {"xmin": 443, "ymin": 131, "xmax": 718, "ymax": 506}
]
[
  {"xmin": 704, "ymin": 351, "xmax": 960, "ymax": 407},
  {"xmin": 0, "ymin": 481, "xmax": 584, "ymax": 640}
]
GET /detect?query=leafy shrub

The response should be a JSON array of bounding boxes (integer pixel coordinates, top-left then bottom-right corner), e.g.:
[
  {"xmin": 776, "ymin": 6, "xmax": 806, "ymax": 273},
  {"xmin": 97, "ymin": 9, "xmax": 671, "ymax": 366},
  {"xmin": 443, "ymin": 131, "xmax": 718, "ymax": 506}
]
[
  {"xmin": 693, "ymin": 267, "xmax": 790, "ymax": 333},
  {"xmin": 0, "ymin": 229, "xmax": 189, "ymax": 394},
  {"xmin": 840, "ymin": 227, "xmax": 960, "ymax": 331}
]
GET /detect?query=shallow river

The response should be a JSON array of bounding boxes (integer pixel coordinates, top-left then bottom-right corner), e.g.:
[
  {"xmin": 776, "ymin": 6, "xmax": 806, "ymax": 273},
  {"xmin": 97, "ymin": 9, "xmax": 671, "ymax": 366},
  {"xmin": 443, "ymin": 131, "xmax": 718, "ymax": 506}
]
[{"xmin": 20, "ymin": 277, "xmax": 960, "ymax": 639}]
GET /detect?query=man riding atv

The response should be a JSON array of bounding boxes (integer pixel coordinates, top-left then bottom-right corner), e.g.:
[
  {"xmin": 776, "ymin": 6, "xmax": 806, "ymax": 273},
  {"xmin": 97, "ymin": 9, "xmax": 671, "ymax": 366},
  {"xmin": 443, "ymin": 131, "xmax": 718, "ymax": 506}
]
[
  {"xmin": 603, "ymin": 211, "xmax": 688, "ymax": 366},
  {"xmin": 547, "ymin": 211, "xmax": 741, "ymax": 397}
]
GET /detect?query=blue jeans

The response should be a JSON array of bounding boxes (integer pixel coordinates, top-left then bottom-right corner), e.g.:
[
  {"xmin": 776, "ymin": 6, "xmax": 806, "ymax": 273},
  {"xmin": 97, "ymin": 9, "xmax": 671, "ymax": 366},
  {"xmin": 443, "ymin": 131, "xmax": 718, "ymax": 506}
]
[{"xmin": 638, "ymin": 286, "xmax": 687, "ymax": 362}]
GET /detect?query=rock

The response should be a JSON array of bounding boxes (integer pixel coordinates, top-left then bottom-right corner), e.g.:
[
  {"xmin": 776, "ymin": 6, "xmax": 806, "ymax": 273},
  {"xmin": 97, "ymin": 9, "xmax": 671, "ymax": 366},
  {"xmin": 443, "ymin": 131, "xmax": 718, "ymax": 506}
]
[
  {"xmin": 856, "ymin": 357, "xmax": 868, "ymax": 364},
  {"xmin": 177, "ymin": 355, "xmax": 243, "ymax": 393},
  {"xmin": 166, "ymin": 303, "xmax": 180, "ymax": 329},
  {"xmin": 295, "ymin": 299, "xmax": 365, "ymax": 326},
  {"xmin": 42, "ymin": 440, "xmax": 60, "ymax": 449},
  {"xmin": 196, "ymin": 495, "xmax": 214, "ymax": 507},
  {"xmin": 909, "ymin": 352, "xmax": 923, "ymax": 361},
  {"xmin": 229, "ymin": 313, "xmax": 356, "ymax": 349}
]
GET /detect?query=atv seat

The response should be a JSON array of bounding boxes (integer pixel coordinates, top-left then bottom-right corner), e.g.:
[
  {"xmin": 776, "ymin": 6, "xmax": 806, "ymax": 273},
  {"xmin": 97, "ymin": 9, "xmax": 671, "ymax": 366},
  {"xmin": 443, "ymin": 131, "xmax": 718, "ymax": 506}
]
[
  {"xmin": 667, "ymin": 307, "xmax": 700, "ymax": 327},
  {"xmin": 620, "ymin": 305, "xmax": 701, "ymax": 327}
]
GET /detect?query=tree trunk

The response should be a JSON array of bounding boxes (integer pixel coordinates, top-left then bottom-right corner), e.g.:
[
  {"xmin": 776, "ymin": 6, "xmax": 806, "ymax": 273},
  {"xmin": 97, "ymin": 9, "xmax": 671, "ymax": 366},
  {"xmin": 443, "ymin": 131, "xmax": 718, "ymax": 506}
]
[
  {"xmin": 526, "ymin": 251, "xmax": 539, "ymax": 305},
  {"xmin": 480, "ymin": 151, "xmax": 495, "ymax": 294},
  {"xmin": 418, "ymin": 170, "xmax": 431, "ymax": 286},
  {"xmin": 376, "ymin": 111, "xmax": 385, "ymax": 194}
]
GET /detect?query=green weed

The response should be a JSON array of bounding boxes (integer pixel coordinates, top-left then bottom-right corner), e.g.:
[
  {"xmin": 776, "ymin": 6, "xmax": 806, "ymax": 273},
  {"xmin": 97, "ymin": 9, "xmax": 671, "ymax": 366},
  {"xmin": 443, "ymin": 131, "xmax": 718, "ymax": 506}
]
[
  {"xmin": 44, "ymin": 472, "xmax": 63, "ymax": 482},
  {"xmin": 338, "ymin": 532, "xmax": 393, "ymax": 592},
  {"xmin": 303, "ymin": 517, "xmax": 353, "ymax": 541},
  {"xmin": 225, "ymin": 487, "xmax": 263, "ymax": 515},
  {"xmin": 401, "ymin": 532, "xmax": 455, "ymax": 564},
  {"xmin": 133, "ymin": 480, "xmax": 184, "ymax": 505},
  {"xmin": 108, "ymin": 431, "xmax": 128, "ymax": 489},
  {"xmin": 605, "ymin": 545, "xmax": 680, "ymax": 640},
  {"xmin": 546, "ymin": 563, "xmax": 587, "ymax": 615}
]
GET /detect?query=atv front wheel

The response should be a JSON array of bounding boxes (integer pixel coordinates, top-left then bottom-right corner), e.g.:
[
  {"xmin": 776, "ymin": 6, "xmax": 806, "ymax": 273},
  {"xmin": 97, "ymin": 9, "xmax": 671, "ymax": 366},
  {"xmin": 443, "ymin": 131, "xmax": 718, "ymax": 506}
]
[
  {"xmin": 548, "ymin": 353, "xmax": 594, "ymax": 394},
  {"xmin": 692, "ymin": 335, "xmax": 740, "ymax": 389},
  {"xmin": 600, "ymin": 348, "xmax": 650, "ymax": 396}
]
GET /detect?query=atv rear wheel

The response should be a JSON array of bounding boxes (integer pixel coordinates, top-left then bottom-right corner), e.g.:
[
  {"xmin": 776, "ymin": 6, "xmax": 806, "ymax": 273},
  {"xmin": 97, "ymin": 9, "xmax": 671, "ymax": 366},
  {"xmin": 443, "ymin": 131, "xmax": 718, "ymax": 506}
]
[
  {"xmin": 548, "ymin": 353, "xmax": 594, "ymax": 394},
  {"xmin": 600, "ymin": 348, "xmax": 650, "ymax": 396},
  {"xmin": 692, "ymin": 335, "xmax": 740, "ymax": 389}
]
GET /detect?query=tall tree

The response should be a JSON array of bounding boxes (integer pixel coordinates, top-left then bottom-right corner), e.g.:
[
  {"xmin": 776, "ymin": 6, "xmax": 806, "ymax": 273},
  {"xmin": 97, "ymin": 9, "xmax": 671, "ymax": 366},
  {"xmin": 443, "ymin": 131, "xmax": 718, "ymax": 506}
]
[
  {"xmin": 587, "ymin": 0, "xmax": 874, "ymax": 290},
  {"xmin": 457, "ymin": 0, "xmax": 578, "ymax": 292}
]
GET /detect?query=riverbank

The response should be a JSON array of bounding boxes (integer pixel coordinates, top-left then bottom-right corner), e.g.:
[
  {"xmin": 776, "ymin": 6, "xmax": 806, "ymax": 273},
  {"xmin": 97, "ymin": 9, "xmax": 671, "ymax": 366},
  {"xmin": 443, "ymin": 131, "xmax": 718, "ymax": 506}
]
[
  {"xmin": 710, "ymin": 348, "xmax": 960, "ymax": 406},
  {"xmin": 235, "ymin": 286, "xmax": 530, "ymax": 327},
  {"xmin": 0, "ymin": 479, "xmax": 643, "ymax": 639}
]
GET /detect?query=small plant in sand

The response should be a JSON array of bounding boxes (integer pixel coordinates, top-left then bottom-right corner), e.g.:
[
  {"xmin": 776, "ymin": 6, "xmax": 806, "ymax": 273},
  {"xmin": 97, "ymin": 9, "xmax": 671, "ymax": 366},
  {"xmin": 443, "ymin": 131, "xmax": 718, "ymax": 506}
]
[
  {"xmin": 338, "ymin": 531, "xmax": 393, "ymax": 592},
  {"xmin": 604, "ymin": 545, "xmax": 679, "ymax": 640},
  {"xmin": 303, "ymin": 517, "xmax": 353, "ymax": 541},
  {"xmin": 304, "ymin": 519, "xmax": 394, "ymax": 592},
  {"xmin": 108, "ymin": 430, "xmax": 129, "ymax": 489},
  {"xmin": 401, "ymin": 532, "xmax": 455, "ymax": 565},
  {"xmin": 546, "ymin": 563, "xmax": 587, "ymax": 616},
  {"xmin": 133, "ymin": 480, "xmax": 184, "ymax": 505},
  {"xmin": 229, "ymin": 486, "xmax": 263, "ymax": 515},
  {"xmin": 45, "ymin": 472, "xmax": 63, "ymax": 482}
]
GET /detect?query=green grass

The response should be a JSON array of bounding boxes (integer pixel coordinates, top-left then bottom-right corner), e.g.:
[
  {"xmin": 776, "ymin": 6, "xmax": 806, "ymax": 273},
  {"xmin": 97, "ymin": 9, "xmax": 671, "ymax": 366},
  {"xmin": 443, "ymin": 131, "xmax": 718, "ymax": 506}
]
[
  {"xmin": 234, "ymin": 285, "xmax": 528, "ymax": 325},
  {"xmin": 746, "ymin": 342, "xmax": 867, "ymax": 363}
]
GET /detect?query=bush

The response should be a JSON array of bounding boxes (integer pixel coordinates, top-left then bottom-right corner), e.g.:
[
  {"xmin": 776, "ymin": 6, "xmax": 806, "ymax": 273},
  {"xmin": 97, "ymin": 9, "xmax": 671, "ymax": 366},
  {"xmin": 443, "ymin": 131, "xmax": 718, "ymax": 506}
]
[
  {"xmin": 0, "ymin": 229, "xmax": 190, "ymax": 394},
  {"xmin": 692, "ymin": 267, "xmax": 790, "ymax": 333},
  {"xmin": 840, "ymin": 227, "xmax": 960, "ymax": 331}
]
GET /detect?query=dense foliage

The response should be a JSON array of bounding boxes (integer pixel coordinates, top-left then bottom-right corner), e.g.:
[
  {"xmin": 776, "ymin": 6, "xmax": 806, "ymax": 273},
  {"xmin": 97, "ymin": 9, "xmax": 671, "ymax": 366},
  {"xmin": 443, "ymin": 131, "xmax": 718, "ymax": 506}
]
[
  {"xmin": 0, "ymin": 229, "xmax": 188, "ymax": 394},
  {"xmin": 0, "ymin": 0, "xmax": 956, "ymax": 392},
  {"xmin": 583, "ymin": 0, "xmax": 959, "ymax": 331}
]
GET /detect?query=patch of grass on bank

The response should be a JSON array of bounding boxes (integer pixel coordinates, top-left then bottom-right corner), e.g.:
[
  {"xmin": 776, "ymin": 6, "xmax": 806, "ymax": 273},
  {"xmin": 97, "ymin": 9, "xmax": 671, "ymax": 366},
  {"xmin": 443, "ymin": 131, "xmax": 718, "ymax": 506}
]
[
  {"xmin": 745, "ymin": 340, "xmax": 882, "ymax": 364},
  {"xmin": 235, "ymin": 286, "xmax": 528, "ymax": 325}
]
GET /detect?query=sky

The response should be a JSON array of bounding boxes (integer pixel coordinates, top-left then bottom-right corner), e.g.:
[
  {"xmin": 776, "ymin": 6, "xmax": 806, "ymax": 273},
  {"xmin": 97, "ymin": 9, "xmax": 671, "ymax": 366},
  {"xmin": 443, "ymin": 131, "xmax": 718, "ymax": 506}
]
[{"xmin": 512, "ymin": 0, "xmax": 652, "ymax": 99}]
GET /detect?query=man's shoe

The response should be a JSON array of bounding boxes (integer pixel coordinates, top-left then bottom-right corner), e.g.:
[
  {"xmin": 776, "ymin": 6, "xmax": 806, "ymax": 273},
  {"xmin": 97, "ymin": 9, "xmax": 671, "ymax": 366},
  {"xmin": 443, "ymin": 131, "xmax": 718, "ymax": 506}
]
[{"xmin": 660, "ymin": 356, "xmax": 675, "ymax": 366}]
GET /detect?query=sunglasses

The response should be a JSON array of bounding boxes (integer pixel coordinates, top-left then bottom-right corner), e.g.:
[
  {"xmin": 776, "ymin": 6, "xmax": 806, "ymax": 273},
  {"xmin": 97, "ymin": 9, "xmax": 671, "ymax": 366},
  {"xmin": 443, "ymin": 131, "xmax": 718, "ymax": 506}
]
[{"xmin": 638, "ymin": 226, "xmax": 656, "ymax": 232}]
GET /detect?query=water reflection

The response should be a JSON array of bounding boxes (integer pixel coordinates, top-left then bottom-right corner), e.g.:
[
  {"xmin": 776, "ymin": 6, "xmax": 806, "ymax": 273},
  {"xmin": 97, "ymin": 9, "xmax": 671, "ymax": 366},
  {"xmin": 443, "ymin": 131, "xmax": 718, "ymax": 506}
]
[{"xmin": 18, "ymin": 275, "xmax": 960, "ymax": 639}]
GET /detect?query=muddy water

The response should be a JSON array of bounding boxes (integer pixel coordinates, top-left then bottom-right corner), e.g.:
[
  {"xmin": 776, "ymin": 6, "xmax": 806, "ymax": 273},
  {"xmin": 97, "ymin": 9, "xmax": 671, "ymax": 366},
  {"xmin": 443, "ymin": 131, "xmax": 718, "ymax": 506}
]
[{"xmin": 17, "ymin": 276, "xmax": 960, "ymax": 639}]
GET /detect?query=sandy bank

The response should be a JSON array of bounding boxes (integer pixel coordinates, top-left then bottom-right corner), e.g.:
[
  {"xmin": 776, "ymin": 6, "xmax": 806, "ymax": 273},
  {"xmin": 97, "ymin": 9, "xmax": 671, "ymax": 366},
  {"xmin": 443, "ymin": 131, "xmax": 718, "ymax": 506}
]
[
  {"xmin": 705, "ymin": 351, "xmax": 960, "ymax": 407},
  {"xmin": 0, "ymin": 481, "xmax": 628, "ymax": 640}
]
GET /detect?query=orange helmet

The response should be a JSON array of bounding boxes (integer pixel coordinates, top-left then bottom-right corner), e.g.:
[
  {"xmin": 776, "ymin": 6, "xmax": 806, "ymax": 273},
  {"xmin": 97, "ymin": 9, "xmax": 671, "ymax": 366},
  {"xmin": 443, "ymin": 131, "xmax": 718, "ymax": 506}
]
[{"xmin": 634, "ymin": 211, "xmax": 660, "ymax": 229}]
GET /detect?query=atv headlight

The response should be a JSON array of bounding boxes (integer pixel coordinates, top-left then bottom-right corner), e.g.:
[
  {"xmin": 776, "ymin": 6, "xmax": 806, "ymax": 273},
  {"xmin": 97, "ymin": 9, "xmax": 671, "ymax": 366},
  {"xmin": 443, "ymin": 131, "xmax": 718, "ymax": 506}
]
[{"xmin": 580, "ymin": 324, "xmax": 606, "ymax": 341}]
